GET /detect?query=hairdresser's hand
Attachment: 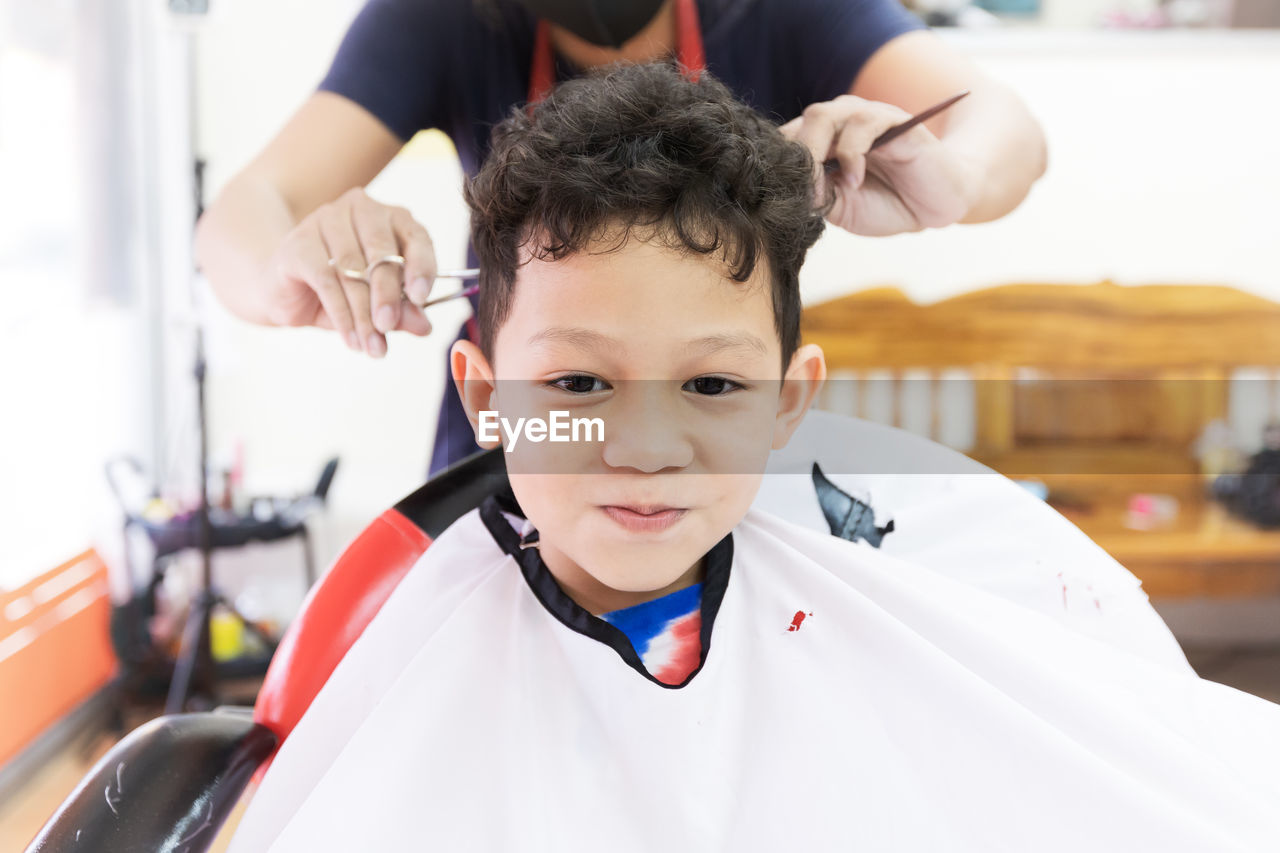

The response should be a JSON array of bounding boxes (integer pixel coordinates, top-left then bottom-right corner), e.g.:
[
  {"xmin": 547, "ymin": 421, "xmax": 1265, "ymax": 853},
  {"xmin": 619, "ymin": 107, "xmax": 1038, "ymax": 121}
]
[
  {"xmin": 266, "ymin": 188, "xmax": 436, "ymax": 358},
  {"xmin": 781, "ymin": 95, "xmax": 978, "ymax": 237}
]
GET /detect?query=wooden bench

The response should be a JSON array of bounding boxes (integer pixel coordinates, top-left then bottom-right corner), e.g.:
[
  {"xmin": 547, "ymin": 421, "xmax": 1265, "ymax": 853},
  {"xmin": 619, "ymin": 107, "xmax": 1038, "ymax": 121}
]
[{"xmin": 801, "ymin": 281, "xmax": 1280, "ymax": 598}]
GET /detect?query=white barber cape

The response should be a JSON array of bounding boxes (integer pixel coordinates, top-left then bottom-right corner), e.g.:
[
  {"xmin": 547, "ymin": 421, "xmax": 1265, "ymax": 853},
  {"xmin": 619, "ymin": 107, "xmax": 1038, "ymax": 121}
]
[
  {"xmin": 757, "ymin": 411, "xmax": 1193, "ymax": 673},
  {"xmin": 231, "ymin": 494, "xmax": 1280, "ymax": 852}
]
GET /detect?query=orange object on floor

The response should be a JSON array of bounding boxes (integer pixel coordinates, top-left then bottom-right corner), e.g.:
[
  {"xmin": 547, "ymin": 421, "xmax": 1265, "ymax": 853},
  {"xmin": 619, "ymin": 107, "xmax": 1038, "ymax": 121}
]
[{"xmin": 0, "ymin": 550, "xmax": 117, "ymax": 767}]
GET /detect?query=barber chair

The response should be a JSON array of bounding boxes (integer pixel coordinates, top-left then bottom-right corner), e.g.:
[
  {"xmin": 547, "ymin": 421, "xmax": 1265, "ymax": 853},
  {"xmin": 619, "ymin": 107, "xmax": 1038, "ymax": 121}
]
[{"xmin": 25, "ymin": 449, "xmax": 507, "ymax": 853}]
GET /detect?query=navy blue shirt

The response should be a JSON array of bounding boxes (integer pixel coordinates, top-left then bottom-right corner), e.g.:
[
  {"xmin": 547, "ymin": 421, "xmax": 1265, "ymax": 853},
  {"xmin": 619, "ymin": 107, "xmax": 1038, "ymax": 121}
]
[
  {"xmin": 320, "ymin": 0, "xmax": 924, "ymax": 175},
  {"xmin": 318, "ymin": 0, "xmax": 924, "ymax": 472}
]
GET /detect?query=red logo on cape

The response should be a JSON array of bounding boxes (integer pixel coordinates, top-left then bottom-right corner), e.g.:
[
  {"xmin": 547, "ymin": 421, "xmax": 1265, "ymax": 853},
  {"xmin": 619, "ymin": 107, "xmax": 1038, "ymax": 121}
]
[{"xmin": 787, "ymin": 611, "xmax": 812, "ymax": 632}]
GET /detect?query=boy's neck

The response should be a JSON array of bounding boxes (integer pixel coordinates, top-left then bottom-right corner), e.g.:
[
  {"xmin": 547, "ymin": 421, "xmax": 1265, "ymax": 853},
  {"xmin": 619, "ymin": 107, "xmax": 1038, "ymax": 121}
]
[
  {"xmin": 539, "ymin": 543, "xmax": 703, "ymax": 616},
  {"xmin": 547, "ymin": 0, "xmax": 676, "ymax": 71}
]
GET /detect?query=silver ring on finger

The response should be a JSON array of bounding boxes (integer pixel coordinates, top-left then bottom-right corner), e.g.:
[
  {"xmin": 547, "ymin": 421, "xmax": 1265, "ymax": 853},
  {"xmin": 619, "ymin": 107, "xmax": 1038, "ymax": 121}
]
[
  {"xmin": 364, "ymin": 254, "xmax": 406, "ymax": 280},
  {"xmin": 328, "ymin": 257, "xmax": 369, "ymax": 284}
]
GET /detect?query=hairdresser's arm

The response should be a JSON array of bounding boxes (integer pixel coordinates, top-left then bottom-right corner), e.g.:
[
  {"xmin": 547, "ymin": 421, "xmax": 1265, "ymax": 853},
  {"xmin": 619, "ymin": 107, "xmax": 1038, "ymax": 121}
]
[
  {"xmin": 783, "ymin": 30, "xmax": 1047, "ymax": 236},
  {"xmin": 194, "ymin": 92, "xmax": 435, "ymax": 357},
  {"xmin": 854, "ymin": 30, "xmax": 1046, "ymax": 223}
]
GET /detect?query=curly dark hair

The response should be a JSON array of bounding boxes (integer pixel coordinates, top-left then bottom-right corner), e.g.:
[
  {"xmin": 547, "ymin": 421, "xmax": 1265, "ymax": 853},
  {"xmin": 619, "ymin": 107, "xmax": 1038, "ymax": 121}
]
[{"xmin": 465, "ymin": 61, "xmax": 828, "ymax": 365}]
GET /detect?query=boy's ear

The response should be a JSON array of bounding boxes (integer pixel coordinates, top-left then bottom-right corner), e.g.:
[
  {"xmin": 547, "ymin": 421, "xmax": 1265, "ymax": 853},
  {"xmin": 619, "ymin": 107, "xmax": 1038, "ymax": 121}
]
[
  {"xmin": 772, "ymin": 344, "xmax": 826, "ymax": 451},
  {"xmin": 450, "ymin": 340, "xmax": 501, "ymax": 449}
]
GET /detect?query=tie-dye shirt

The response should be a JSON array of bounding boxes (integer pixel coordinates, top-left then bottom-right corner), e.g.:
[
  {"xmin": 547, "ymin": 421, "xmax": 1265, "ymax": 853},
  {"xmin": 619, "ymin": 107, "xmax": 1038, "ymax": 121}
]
[
  {"xmin": 500, "ymin": 511, "xmax": 704, "ymax": 685},
  {"xmin": 602, "ymin": 583, "xmax": 703, "ymax": 685}
]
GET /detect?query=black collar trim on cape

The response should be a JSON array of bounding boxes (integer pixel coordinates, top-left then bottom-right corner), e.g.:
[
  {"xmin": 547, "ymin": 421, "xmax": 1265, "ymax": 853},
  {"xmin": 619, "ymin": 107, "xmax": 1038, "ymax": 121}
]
[{"xmin": 479, "ymin": 493, "xmax": 732, "ymax": 689}]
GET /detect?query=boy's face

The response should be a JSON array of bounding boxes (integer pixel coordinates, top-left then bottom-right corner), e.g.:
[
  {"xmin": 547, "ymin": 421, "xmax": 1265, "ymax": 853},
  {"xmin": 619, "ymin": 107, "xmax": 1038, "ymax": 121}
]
[{"xmin": 453, "ymin": 235, "xmax": 824, "ymax": 613}]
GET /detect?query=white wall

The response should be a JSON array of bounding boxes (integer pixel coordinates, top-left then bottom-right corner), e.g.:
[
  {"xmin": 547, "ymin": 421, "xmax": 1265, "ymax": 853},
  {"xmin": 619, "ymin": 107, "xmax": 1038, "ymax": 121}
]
[
  {"xmin": 187, "ymin": 17, "xmax": 1280, "ymax": 599},
  {"xmin": 1, "ymin": 0, "xmax": 184, "ymax": 589}
]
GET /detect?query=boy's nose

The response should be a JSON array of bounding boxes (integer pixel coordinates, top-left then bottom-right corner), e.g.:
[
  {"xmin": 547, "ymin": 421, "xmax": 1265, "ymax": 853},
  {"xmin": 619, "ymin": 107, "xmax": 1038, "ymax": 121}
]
[{"xmin": 600, "ymin": 388, "xmax": 695, "ymax": 473}]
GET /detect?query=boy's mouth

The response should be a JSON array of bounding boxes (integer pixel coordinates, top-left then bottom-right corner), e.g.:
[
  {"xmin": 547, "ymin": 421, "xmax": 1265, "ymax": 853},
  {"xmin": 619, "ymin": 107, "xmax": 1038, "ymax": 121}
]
[{"xmin": 600, "ymin": 504, "xmax": 688, "ymax": 534}]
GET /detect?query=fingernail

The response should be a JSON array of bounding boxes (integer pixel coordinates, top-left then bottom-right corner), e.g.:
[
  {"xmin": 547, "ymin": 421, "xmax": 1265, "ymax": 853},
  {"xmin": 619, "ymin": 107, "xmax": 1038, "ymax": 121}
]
[
  {"xmin": 346, "ymin": 331, "xmax": 360, "ymax": 350},
  {"xmin": 376, "ymin": 305, "xmax": 396, "ymax": 333},
  {"xmin": 367, "ymin": 333, "xmax": 386, "ymax": 358},
  {"xmin": 409, "ymin": 276, "xmax": 431, "ymax": 302}
]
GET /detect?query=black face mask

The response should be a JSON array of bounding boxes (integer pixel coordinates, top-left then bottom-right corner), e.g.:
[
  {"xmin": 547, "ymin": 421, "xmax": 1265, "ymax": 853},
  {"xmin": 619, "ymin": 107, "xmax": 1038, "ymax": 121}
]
[{"xmin": 514, "ymin": 0, "xmax": 666, "ymax": 48}]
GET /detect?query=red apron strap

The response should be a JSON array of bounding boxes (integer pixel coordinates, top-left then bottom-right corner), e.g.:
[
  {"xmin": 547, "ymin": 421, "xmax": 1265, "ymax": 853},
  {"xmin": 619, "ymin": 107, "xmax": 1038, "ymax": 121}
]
[
  {"xmin": 528, "ymin": 20, "xmax": 556, "ymax": 107},
  {"xmin": 674, "ymin": 0, "xmax": 705, "ymax": 80},
  {"xmin": 527, "ymin": 0, "xmax": 706, "ymax": 106}
]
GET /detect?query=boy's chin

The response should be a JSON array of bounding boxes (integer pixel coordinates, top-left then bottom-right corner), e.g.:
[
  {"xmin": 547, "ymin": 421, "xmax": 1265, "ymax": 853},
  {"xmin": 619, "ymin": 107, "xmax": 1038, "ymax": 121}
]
[{"xmin": 573, "ymin": 538, "xmax": 711, "ymax": 595}]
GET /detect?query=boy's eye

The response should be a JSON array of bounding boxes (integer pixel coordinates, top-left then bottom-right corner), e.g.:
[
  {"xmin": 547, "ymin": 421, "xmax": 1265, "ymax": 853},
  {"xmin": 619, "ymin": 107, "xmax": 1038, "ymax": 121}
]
[
  {"xmin": 548, "ymin": 374, "xmax": 610, "ymax": 394},
  {"xmin": 683, "ymin": 376, "xmax": 744, "ymax": 396}
]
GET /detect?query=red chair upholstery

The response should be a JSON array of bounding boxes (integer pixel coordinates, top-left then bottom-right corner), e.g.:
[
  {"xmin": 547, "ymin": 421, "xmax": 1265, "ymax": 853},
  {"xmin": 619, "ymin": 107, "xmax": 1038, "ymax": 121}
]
[
  {"xmin": 253, "ymin": 447, "xmax": 507, "ymax": 765},
  {"xmin": 251, "ymin": 508, "xmax": 429, "ymax": 766}
]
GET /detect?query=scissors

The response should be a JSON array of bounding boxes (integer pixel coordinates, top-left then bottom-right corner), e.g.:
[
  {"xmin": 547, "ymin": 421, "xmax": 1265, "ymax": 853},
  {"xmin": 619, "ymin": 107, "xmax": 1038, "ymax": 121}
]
[
  {"xmin": 418, "ymin": 271, "xmax": 479, "ymax": 308},
  {"xmin": 328, "ymin": 256, "xmax": 480, "ymax": 308}
]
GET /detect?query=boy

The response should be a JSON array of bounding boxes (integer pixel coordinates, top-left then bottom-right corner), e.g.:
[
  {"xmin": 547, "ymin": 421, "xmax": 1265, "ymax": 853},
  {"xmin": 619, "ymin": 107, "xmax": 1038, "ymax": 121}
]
[{"xmin": 231, "ymin": 64, "xmax": 1280, "ymax": 851}]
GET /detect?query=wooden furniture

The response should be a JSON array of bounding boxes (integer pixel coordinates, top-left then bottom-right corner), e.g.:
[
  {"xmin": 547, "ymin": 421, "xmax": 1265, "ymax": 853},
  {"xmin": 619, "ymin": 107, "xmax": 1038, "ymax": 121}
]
[{"xmin": 801, "ymin": 281, "xmax": 1280, "ymax": 598}]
